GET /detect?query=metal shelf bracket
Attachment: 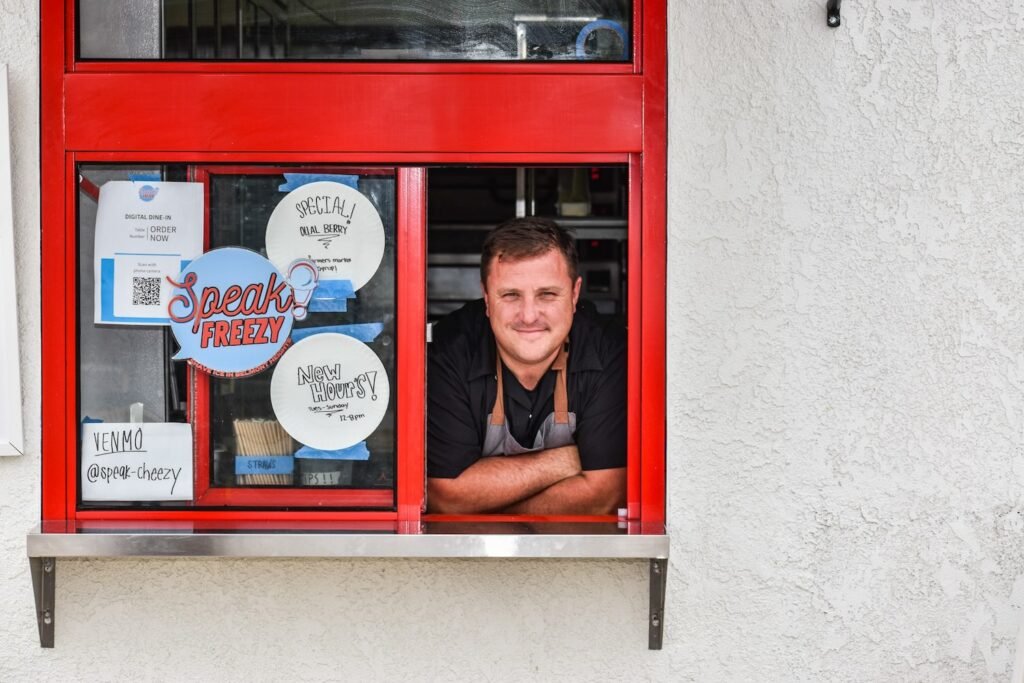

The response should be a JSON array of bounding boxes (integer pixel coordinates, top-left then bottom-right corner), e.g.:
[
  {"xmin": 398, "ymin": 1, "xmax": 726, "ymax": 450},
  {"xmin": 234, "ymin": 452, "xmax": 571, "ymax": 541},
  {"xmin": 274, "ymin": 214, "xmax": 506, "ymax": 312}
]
[
  {"xmin": 30, "ymin": 556, "xmax": 55, "ymax": 648},
  {"xmin": 649, "ymin": 558, "xmax": 668, "ymax": 649}
]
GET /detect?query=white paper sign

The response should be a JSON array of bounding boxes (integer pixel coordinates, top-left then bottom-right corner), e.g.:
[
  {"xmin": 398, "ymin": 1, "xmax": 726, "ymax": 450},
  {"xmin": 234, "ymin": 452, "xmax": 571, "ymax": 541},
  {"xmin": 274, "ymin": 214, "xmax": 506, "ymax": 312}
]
[
  {"xmin": 93, "ymin": 181, "xmax": 203, "ymax": 325},
  {"xmin": 265, "ymin": 181, "xmax": 384, "ymax": 290},
  {"xmin": 80, "ymin": 423, "xmax": 194, "ymax": 501},
  {"xmin": 270, "ymin": 333, "xmax": 389, "ymax": 450}
]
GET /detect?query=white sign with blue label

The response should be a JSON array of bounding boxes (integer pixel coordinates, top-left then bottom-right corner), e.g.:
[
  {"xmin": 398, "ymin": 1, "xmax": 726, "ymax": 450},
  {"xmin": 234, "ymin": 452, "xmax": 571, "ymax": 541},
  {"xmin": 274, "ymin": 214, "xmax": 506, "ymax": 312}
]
[
  {"xmin": 167, "ymin": 247, "xmax": 315, "ymax": 378},
  {"xmin": 93, "ymin": 181, "xmax": 203, "ymax": 325}
]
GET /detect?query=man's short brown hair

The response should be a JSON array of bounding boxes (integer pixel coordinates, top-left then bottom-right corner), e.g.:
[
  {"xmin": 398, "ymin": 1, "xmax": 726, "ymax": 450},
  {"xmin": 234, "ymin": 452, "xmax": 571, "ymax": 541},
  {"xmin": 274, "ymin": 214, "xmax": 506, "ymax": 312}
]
[{"xmin": 480, "ymin": 217, "xmax": 578, "ymax": 285}]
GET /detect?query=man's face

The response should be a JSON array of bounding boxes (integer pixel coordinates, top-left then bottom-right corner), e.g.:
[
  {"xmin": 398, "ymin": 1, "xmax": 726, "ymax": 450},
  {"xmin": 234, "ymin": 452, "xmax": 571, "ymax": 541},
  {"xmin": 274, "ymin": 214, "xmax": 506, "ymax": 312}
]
[{"xmin": 482, "ymin": 248, "xmax": 582, "ymax": 373}]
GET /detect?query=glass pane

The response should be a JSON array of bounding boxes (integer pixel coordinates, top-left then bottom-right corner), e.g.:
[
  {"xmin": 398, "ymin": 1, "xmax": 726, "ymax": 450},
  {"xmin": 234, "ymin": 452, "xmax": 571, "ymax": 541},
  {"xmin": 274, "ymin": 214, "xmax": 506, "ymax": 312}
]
[
  {"xmin": 77, "ymin": 164, "xmax": 396, "ymax": 509},
  {"xmin": 205, "ymin": 170, "xmax": 397, "ymax": 492},
  {"xmin": 78, "ymin": 166, "xmax": 179, "ymax": 427},
  {"xmin": 78, "ymin": 1, "xmax": 632, "ymax": 62}
]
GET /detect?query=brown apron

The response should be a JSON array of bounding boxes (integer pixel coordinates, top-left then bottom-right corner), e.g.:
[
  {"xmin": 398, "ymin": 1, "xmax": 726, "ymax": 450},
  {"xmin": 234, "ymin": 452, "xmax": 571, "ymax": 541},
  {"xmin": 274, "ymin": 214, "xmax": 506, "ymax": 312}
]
[{"xmin": 481, "ymin": 345, "xmax": 577, "ymax": 456}]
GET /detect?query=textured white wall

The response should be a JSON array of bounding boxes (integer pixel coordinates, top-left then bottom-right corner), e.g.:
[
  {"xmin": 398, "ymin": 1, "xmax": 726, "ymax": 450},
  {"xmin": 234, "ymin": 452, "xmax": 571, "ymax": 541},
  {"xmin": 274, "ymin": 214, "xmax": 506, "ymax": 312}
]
[
  {"xmin": 2, "ymin": 1, "xmax": 1024, "ymax": 680},
  {"xmin": 0, "ymin": 0, "xmax": 45, "ymax": 674},
  {"xmin": 669, "ymin": 0, "xmax": 1024, "ymax": 680}
]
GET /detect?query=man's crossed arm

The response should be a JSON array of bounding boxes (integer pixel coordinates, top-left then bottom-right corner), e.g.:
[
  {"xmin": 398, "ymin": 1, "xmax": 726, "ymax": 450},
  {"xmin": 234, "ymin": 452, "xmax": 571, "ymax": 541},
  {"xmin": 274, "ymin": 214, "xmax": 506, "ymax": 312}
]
[{"xmin": 427, "ymin": 446, "xmax": 625, "ymax": 515}]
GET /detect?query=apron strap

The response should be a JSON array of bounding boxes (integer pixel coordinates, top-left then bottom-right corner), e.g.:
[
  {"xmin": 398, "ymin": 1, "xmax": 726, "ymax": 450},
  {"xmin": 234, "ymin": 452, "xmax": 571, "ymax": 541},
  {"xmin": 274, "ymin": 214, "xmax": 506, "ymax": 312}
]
[
  {"xmin": 491, "ymin": 344, "xmax": 570, "ymax": 426},
  {"xmin": 490, "ymin": 354, "xmax": 506, "ymax": 425},
  {"xmin": 552, "ymin": 345, "xmax": 570, "ymax": 425}
]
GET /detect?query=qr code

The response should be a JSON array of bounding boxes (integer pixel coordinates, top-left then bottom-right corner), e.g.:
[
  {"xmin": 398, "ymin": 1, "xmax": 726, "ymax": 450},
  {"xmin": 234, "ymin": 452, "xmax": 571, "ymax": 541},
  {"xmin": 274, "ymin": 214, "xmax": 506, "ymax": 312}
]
[{"xmin": 131, "ymin": 277, "xmax": 162, "ymax": 306}]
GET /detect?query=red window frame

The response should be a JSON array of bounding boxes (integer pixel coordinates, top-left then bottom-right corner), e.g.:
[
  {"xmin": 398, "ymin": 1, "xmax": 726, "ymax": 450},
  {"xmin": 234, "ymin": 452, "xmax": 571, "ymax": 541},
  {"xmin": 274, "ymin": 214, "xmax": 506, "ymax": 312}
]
[{"xmin": 40, "ymin": 0, "xmax": 666, "ymax": 531}]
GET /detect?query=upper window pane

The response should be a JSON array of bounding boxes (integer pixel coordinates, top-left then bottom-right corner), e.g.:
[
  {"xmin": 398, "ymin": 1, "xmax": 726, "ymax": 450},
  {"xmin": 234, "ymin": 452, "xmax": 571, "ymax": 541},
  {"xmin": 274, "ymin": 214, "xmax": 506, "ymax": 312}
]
[{"xmin": 77, "ymin": 1, "xmax": 632, "ymax": 62}]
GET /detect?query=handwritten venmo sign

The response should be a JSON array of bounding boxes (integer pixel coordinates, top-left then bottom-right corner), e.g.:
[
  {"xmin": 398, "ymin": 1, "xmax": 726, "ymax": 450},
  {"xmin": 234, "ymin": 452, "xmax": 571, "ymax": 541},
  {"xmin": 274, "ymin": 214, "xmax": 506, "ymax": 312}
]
[
  {"xmin": 265, "ymin": 181, "xmax": 384, "ymax": 291},
  {"xmin": 168, "ymin": 247, "xmax": 297, "ymax": 377},
  {"xmin": 81, "ymin": 423, "xmax": 193, "ymax": 501},
  {"xmin": 270, "ymin": 333, "xmax": 389, "ymax": 450}
]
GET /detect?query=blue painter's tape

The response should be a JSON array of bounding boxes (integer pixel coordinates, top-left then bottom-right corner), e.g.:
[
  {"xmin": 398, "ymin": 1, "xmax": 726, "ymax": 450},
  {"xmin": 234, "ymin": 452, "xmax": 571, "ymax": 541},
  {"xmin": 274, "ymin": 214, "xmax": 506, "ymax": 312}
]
[
  {"xmin": 278, "ymin": 174, "xmax": 360, "ymax": 192},
  {"xmin": 99, "ymin": 258, "xmax": 192, "ymax": 324},
  {"xmin": 296, "ymin": 442, "xmax": 370, "ymax": 461},
  {"xmin": 575, "ymin": 20, "xmax": 629, "ymax": 60},
  {"xmin": 81, "ymin": 416, "xmax": 104, "ymax": 424},
  {"xmin": 291, "ymin": 323, "xmax": 384, "ymax": 343},
  {"xmin": 309, "ymin": 298, "xmax": 347, "ymax": 312},
  {"xmin": 309, "ymin": 279, "xmax": 355, "ymax": 312},
  {"xmin": 128, "ymin": 172, "xmax": 162, "ymax": 182},
  {"xmin": 235, "ymin": 455, "xmax": 295, "ymax": 475}
]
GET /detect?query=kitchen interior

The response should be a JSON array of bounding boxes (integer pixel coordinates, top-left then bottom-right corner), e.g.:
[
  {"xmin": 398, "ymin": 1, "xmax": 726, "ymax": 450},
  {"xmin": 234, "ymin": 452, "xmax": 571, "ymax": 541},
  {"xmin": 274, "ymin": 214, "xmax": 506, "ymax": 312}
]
[{"xmin": 427, "ymin": 166, "xmax": 628, "ymax": 326}]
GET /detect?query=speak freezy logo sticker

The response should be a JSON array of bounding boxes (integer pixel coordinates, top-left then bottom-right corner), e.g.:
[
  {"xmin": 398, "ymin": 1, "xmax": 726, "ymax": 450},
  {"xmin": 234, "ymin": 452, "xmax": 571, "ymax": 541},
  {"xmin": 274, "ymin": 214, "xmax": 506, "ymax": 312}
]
[
  {"xmin": 166, "ymin": 247, "xmax": 317, "ymax": 377},
  {"xmin": 138, "ymin": 185, "xmax": 159, "ymax": 202}
]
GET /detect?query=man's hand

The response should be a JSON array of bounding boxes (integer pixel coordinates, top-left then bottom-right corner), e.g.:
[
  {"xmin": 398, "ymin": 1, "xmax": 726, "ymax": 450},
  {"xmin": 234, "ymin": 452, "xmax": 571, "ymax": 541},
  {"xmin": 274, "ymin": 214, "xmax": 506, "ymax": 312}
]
[{"xmin": 427, "ymin": 445, "xmax": 581, "ymax": 514}]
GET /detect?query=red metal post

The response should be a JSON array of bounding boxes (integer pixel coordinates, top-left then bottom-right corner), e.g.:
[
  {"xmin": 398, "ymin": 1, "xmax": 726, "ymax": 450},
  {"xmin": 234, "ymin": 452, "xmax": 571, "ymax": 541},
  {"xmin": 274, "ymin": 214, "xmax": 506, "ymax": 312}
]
[
  {"xmin": 40, "ymin": 0, "xmax": 68, "ymax": 522},
  {"xmin": 396, "ymin": 167, "xmax": 427, "ymax": 529},
  {"xmin": 640, "ymin": 0, "xmax": 668, "ymax": 528},
  {"xmin": 627, "ymin": 154, "xmax": 643, "ymax": 521}
]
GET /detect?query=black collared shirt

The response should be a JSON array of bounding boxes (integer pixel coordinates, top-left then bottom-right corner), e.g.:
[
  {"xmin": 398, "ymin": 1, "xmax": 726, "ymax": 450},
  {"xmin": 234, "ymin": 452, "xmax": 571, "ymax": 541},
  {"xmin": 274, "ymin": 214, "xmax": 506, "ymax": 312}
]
[{"xmin": 427, "ymin": 299, "xmax": 626, "ymax": 479}]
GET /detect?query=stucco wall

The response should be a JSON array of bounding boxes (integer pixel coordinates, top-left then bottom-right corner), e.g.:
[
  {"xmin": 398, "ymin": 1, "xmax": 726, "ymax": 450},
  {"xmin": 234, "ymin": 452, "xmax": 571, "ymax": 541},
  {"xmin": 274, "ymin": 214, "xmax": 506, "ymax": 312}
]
[
  {"xmin": 3, "ymin": 1, "xmax": 1024, "ymax": 680},
  {"xmin": 669, "ymin": 0, "xmax": 1024, "ymax": 679},
  {"xmin": 1, "ymin": 0, "xmax": 44, "ymax": 674}
]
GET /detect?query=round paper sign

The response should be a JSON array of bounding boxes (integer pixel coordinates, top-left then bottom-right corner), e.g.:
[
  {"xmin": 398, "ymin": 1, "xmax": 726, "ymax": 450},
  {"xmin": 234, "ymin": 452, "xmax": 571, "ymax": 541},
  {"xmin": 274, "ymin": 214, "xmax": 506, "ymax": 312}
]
[
  {"xmin": 265, "ymin": 181, "xmax": 385, "ymax": 290},
  {"xmin": 167, "ymin": 247, "xmax": 295, "ymax": 377},
  {"xmin": 270, "ymin": 333, "xmax": 390, "ymax": 450}
]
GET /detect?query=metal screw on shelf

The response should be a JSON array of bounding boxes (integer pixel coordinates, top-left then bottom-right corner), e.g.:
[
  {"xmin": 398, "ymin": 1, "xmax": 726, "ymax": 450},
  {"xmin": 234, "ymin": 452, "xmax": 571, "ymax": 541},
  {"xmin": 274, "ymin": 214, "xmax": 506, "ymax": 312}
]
[
  {"xmin": 828, "ymin": 15, "xmax": 839, "ymax": 26},
  {"xmin": 43, "ymin": 610, "xmax": 52, "ymax": 625}
]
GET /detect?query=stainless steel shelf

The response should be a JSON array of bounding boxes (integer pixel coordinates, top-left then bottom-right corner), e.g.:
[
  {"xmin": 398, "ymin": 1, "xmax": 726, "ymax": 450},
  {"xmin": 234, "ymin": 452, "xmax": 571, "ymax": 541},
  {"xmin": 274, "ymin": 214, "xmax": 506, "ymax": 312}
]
[
  {"xmin": 26, "ymin": 525, "xmax": 669, "ymax": 649},
  {"xmin": 27, "ymin": 527, "xmax": 667, "ymax": 559}
]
